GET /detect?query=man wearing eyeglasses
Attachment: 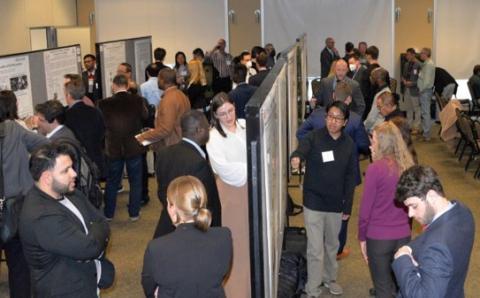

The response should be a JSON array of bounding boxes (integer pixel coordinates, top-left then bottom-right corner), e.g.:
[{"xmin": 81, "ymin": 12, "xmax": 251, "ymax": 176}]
[{"xmin": 291, "ymin": 101, "xmax": 357, "ymax": 297}]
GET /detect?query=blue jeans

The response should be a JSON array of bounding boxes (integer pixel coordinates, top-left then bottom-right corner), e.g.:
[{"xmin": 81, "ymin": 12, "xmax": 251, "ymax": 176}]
[
  {"xmin": 419, "ymin": 88, "xmax": 433, "ymax": 138},
  {"xmin": 104, "ymin": 155, "xmax": 143, "ymax": 218}
]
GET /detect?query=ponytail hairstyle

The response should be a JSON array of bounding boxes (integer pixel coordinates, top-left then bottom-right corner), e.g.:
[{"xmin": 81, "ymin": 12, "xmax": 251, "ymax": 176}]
[{"xmin": 166, "ymin": 175, "xmax": 212, "ymax": 232}]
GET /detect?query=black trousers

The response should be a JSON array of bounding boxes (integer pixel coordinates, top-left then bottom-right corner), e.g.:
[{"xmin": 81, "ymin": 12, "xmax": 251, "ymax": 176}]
[
  {"xmin": 0, "ymin": 236, "xmax": 31, "ymax": 298},
  {"xmin": 141, "ymin": 152, "xmax": 150, "ymax": 203},
  {"xmin": 212, "ymin": 77, "xmax": 232, "ymax": 94},
  {"xmin": 366, "ymin": 236, "xmax": 411, "ymax": 298},
  {"xmin": 152, "ymin": 207, "xmax": 176, "ymax": 239}
]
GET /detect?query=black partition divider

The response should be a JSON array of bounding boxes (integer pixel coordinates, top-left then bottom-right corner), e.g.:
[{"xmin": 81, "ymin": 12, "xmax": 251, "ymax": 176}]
[
  {"xmin": 245, "ymin": 33, "xmax": 308, "ymax": 298},
  {"xmin": 95, "ymin": 36, "xmax": 152, "ymax": 98},
  {"xmin": 0, "ymin": 44, "xmax": 82, "ymax": 109},
  {"xmin": 246, "ymin": 57, "xmax": 285, "ymax": 298}
]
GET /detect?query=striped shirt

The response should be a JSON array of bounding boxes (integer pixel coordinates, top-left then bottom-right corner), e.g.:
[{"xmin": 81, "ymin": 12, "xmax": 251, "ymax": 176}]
[{"xmin": 208, "ymin": 50, "xmax": 233, "ymax": 78}]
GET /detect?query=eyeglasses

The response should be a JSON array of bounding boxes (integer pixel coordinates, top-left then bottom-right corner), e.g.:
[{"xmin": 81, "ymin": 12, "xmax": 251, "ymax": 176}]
[
  {"xmin": 216, "ymin": 108, "xmax": 235, "ymax": 118},
  {"xmin": 326, "ymin": 114, "xmax": 345, "ymax": 123}
]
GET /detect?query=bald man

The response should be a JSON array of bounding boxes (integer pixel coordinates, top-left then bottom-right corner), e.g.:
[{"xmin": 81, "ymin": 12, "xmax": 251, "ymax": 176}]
[
  {"xmin": 314, "ymin": 59, "xmax": 365, "ymax": 116},
  {"xmin": 320, "ymin": 37, "xmax": 340, "ymax": 78}
]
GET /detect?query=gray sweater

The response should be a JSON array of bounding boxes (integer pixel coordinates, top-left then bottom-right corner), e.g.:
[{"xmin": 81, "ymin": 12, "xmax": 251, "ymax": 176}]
[{"xmin": 1, "ymin": 120, "xmax": 48, "ymax": 197}]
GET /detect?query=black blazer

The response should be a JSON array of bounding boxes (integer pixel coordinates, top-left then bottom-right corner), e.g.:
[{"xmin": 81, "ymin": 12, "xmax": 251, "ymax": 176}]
[
  {"xmin": 392, "ymin": 201, "xmax": 475, "ymax": 298},
  {"xmin": 349, "ymin": 66, "xmax": 370, "ymax": 101},
  {"xmin": 82, "ymin": 68, "xmax": 103, "ymax": 102},
  {"xmin": 320, "ymin": 47, "xmax": 340, "ymax": 78},
  {"xmin": 228, "ymin": 83, "xmax": 257, "ymax": 119},
  {"xmin": 65, "ymin": 101, "xmax": 106, "ymax": 175},
  {"xmin": 248, "ymin": 69, "xmax": 270, "ymax": 87},
  {"xmin": 314, "ymin": 76, "xmax": 366, "ymax": 116},
  {"xmin": 154, "ymin": 140, "xmax": 222, "ymax": 237},
  {"xmin": 99, "ymin": 91, "xmax": 148, "ymax": 159},
  {"xmin": 19, "ymin": 187, "xmax": 110, "ymax": 298},
  {"xmin": 142, "ymin": 223, "xmax": 232, "ymax": 298}
]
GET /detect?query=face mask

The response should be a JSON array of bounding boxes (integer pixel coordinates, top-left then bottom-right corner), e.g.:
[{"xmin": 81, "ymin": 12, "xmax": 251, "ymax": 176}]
[
  {"xmin": 349, "ymin": 64, "xmax": 356, "ymax": 72},
  {"xmin": 246, "ymin": 60, "xmax": 253, "ymax": 68}
]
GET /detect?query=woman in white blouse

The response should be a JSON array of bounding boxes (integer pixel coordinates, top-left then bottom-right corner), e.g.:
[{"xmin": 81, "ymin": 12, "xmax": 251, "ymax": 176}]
[
  {"xmin": 206, "ymin": 92, "xmax": 250, "ymax": 297},
  {"xmin": 206, "ymin": 92, "xmax": 247, "ymax": 187}
]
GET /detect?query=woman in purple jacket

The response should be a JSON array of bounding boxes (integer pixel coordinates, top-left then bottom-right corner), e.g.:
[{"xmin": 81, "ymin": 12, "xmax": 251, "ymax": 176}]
[{"xmin": 358, "ymin": 121, "xmax": 415, "ymax": 298}]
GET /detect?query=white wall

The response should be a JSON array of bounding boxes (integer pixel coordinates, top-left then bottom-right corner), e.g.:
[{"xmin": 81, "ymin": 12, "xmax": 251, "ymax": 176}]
[
  {"xmin": 262, "ymin": 0, "xmax": 394, "ymax": 77},
  {"xmin": 0, "ymin": 0, "xmax": 77, "ymax": 55},
  {"xmin": 94, "ymin": 0, "xmax": 227, "ymax": 65},
  {"xmin": 434, "ymin": 0, "xmax": 480, "ymax": 81}
]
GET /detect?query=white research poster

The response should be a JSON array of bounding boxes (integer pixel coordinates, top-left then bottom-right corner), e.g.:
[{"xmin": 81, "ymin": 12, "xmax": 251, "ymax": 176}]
[
  {"xmin": 100, "ymin": 41, "xmax": 126, "ymax": 98},
  {"xmin": 0, "ymin": 55, "xmax": 33, "ymax": 118},
  {"xmin": 44, "ymin": 46, "xmax": 80, "ymax": 104},
  {"xmin": 134, "ymin": 39, "xmax": 151, "ymax": 85}
]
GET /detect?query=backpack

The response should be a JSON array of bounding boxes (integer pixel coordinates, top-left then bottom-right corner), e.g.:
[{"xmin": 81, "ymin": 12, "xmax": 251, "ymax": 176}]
[{"xmin": 55, "ymin": 139, "xmax": 103, "ymax": 209}]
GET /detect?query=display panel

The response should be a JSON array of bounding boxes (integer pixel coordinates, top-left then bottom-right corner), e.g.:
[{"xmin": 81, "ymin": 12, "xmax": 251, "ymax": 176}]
[
  {"xmin": 0, "ymin": 44, "xmax": 82, "ymax": 118},
  {"xmin": 96, "ymin": 36, "xmax": 152, "ymax": 98}
]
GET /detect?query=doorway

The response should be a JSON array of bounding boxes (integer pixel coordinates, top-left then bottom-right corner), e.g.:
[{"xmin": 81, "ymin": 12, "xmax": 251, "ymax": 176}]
[
  {"xmin": 394, "ymin": 0, "xmax": 434, "ymax": 83},
  {"xmin": 227, "ymin": 0, "xmax": 261, "ymax": 56}
]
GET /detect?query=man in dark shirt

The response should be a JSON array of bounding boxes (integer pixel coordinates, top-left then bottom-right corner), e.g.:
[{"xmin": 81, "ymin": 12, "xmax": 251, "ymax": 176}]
[
  {"xmin": 248, "ymin": 52, "xmax": 270, "ymax": 87},
  {"xmin": 145, "ymin": 47, "xmax": 169, "ymax": 81},
  {"xmin": 291, "ymin": 101, "xmax": 356, "ymax": 297},
  {"xmin": 468, "ymin": 64, "xmax": 480, "ymax": 100},
  {"xmin": 229, "ymin": 64, "xmax": 257, "ymax": 119},
  {"xmin": 378, "ymin": 92, "xmax": 406, "ymax": 121},
  {"xmin": 64, "ymin": 78, "xmax": 106, "ymax": 178},
  {"xmin": 81, "ymin": 54, "xmax": 103, "ymax": 103},
  {"xmin": 320, "ymin": 37, "xmax": 340, "ymax": 78}
]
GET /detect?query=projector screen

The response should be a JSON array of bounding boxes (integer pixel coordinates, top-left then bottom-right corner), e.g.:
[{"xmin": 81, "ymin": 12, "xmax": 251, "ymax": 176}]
[
  {"xmin": 434, "ymin": 0, "xmax": 480, "ymax": 80},
  {"xmin": 262, "ymin": 0, "xmax": 394, "ymax": 77}
]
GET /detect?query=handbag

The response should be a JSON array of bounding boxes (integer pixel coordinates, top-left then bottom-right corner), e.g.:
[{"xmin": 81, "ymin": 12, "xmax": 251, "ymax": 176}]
[{"xmin": 0, "ymin": 122, "xmax": 24, "ymax": 243}]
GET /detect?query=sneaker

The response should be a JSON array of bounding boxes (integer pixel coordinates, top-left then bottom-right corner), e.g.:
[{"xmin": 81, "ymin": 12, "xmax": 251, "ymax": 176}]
[
  {"xmin": 130, "ymin": 215, "xmax": 140, "ymax": 222},
  {"xmin": 336, "ymin": 247, "xmax": 350, "ymax": 260},
  {"xmin": 324, "ymin": 281, "xmax": 343, "ymax": 295},
  {"xmin": 105, "ymin": 217, "xmax": 113, "ymax": 222},
  {"xmin": 117, "ymin": 186, "xmax": 125, "ymax": 193}
]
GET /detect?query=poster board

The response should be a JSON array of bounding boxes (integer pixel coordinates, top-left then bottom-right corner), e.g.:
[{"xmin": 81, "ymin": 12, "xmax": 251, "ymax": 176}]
[
  {"xmin": 0, "ymin": 44, "xmax": 82, "ymax": 117},
  {"xmin": 246, "ymin": 57, "xmax": 289, "ymax": 298},
  {"xmin": 96, "ymin": 36, "xmax": 152, "ymax": 98}
]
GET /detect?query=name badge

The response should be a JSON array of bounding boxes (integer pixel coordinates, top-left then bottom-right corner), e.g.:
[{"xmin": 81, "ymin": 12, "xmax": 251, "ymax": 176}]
[
  {"xmin": 322, "ymin": 150, "xmax": 334, "ymax": 163},
  {"xmin": 226, "ymin": 59, "xmax": 231, "ymax": 66},
  {"xmin": 413, "ymin": 69, "xmax": 417, "ymax": 75}
]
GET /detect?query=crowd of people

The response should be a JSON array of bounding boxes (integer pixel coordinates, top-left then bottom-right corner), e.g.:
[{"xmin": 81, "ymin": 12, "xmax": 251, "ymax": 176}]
[
  {"xmin": 293, "ymin": 38, "xmax": 475, "ymax": 298},
  {"xmin": 0, "ymin": 35, "xmax": 476, "ymax": 298}
]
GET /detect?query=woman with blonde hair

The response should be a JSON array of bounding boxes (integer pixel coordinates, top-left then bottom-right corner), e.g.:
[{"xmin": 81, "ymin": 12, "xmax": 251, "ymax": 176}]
[
  {"xmin": 141, "ymin": 176, "xmax": 232, "ymax": 298},
  {"xmin": 358, "ymin": 121, "xmax": 414, "ymax": 298},
  {"xmin": 187, "ymin": 59, "xmax": 208, "ymax": 111}
]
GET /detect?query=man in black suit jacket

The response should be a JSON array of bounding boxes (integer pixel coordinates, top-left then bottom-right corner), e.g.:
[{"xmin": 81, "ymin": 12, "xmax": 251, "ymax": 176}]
[
  {"xmin": 229, "ymin": 64, "xmax": 257, "ymax": 119},
  {"xmin": 347, "ymin": 53, "xmax": 369, "ymax": 102},
  {"xmin": 314, "ymin": 59, "xmax": 365, "ymax": 116},
  {"xmin": 35, "ymin": 99, "xmax": 81, "ymax": 147},
  {"xmin": 320, "ymin": 37, "xmax": 340, "ymax": 78},
  {"xmin": 19, "ymin": 143, "xmax": 111, "ymax": 297},
  {"xmin": 248, "ymin": 52, "xmax": 270, "ymax": 87},
  {"xmin": 392, "ymin": 165, "xmax": 475, "ymax": 298},
  {"xmin": 64, "ymin": 78, "xmax": 106, "ymax": 177},
  {"xmin": 82, "ymin": 54, "xmax": 103, "ymax": 103},
  {"xmin": 153, "ymin": 110, "xmax": 222, "ymax": 238}
]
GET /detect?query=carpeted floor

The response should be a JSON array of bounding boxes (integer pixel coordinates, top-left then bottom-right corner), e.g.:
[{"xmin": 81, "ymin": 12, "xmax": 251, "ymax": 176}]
[{"xmin": 1, "ymin": 124, "xmax": 479, "ymax": 297}]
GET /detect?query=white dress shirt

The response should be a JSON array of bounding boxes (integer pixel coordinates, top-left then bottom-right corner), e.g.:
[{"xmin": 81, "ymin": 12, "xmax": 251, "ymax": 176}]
[{"xmin": 206, "ymin": 119, "xmax": 247, "ymax": 187}]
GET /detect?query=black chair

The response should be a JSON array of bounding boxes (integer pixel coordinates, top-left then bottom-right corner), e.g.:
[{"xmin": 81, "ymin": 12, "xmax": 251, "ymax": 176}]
[
  {"xmin": 466, "ymin": 81, "xmax": 480, "ymax": 117},
  {"xmin": 472, "ymin": 120, "xmax": 480, "ymax": 179},
  {"xmin": 456, "ymin": 111, "xmax": 480, "ymax": 171}
]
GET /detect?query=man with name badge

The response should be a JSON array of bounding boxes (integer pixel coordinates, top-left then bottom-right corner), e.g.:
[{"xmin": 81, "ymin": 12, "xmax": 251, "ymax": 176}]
[{"xmin": 291, "ymin": 101, "xmax": 357, "ymax": 297}]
